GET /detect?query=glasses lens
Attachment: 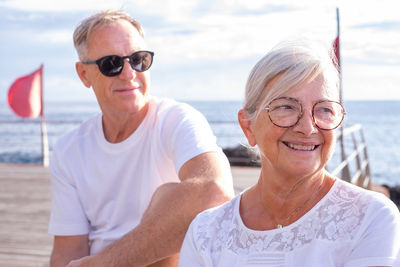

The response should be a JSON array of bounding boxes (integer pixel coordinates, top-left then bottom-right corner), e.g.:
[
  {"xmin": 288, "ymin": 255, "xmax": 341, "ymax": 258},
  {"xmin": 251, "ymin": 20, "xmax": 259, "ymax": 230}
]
[
  {"xmin": 129, "ymin": 51, "xmax": 153, "ymax": 72},
  {"xmin": 313, "ymin": 101, "xmax": 344, "ymax": 130},
  {"xmin": 267, "ymin": 98, "xmax": 301, "ymax": 127},
  {"xmin": 99, "ymin": 55, "xmax": 124, "ymax": 77}
]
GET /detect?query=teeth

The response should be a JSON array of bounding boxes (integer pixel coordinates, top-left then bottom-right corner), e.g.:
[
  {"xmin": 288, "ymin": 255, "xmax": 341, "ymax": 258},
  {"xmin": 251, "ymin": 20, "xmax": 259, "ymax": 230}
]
[{"xmin": 286, "ymin": 143, "xmax": 316, "ymax": 151}]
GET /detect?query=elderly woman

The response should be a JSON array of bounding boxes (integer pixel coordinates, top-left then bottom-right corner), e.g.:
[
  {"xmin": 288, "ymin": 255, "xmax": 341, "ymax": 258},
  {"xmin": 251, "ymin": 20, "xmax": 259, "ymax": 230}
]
[{"xmin": 179, "ymin": 40, "xmax": 400, "ymax": 266}]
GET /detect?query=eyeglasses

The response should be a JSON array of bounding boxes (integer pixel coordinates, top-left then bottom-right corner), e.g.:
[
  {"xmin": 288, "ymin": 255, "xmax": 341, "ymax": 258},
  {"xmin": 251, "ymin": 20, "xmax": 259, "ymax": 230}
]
[
  {"xmin": 265, "ymin": 97, "xmax": 345, "ymax": 130},
  {"xmin": 82, "ymin": 50, "xmax": 154, "ymax": 77}
]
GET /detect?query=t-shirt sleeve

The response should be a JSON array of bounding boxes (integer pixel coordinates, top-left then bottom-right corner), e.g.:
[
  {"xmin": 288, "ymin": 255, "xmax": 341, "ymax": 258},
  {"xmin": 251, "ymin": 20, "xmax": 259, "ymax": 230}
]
[
  {"xmin": 162, "ymin": 103, "xmax": 221, "ymax": 173},
  {"xmin": 344, "ymin": 195, "xmax": 400, "ymax": 267},
  {"xmin": 48, "ymin": 142, "xmax": 90, "ymax": 236}
]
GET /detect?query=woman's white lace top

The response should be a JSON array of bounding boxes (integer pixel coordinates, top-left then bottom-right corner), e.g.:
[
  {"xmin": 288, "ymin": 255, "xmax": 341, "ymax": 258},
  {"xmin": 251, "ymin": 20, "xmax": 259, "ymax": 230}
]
[{"xmin": 179, "ymin": 179, "xmax": 400, "ymax": 267}]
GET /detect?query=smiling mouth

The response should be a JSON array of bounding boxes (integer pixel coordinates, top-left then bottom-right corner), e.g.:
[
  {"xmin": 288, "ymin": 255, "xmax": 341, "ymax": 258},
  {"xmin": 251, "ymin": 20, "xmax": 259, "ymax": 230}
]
[
  {"xmin": 283, "ymin": 141, "xmax": 319, "ymax": 151},
  {"xmin": 113, "ymin": 88, "xmax": 139, "ymax": 95},
  {"xmin": 116, "ymin": 88, "xmax": 136, "ymax": 92}
]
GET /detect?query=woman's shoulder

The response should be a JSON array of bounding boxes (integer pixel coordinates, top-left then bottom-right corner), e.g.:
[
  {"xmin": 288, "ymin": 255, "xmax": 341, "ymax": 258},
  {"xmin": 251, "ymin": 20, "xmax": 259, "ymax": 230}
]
[
  {"xmin": 326, "ymin": 179, "xmax": 400, "ymax": 231},
  {"xmin": 188, "ymin": 195, "xmax": 240, "ymax": 245},
  {"xmin": 188, "ymin": 195, "xmax": 240, "ymax": 254},
  {"xmin": 193, "ymin": 194, "xmax": 240, "ymax": 226},
  {"xmin": 333, "ymin": 179, "xmax": 398, "ymax": 211}
]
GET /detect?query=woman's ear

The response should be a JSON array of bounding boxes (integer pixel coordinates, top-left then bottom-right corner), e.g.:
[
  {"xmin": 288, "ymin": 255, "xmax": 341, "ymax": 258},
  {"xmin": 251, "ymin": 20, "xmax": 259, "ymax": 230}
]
[
  {"xmin": 238, "ymin": 109, "xmax": 257, "ymax": 147},
  {"xmin": 75, "ymin": 62, "xmax": 92, "ymax": 88}
]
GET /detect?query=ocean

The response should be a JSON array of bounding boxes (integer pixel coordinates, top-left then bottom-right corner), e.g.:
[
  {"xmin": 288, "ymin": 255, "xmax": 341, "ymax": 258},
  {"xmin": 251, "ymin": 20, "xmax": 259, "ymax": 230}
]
[{"xmin": 0, "ymin": 100, "xmax": 399, "ymax": 186}]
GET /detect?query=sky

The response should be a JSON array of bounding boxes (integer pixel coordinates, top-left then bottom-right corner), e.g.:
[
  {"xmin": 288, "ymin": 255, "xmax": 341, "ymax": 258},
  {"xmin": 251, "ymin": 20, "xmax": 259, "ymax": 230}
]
[{"xmin": 0, "ymin": 0, "xmax": 400, "ymax": 103}]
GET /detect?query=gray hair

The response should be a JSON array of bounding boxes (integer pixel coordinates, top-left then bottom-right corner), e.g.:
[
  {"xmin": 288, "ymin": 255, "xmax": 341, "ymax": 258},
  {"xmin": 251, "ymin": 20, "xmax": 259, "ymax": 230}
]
[
  {"xmin": 73, "ymin": 10, "xmax": 145, "ymax": 60},
  {"xmin": 243, "ymin": 39, "xmax": 339, "ymax": 122}
]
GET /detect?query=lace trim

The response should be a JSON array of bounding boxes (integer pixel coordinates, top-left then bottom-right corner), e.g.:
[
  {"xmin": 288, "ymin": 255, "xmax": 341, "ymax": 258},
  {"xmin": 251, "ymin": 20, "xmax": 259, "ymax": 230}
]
[{"xmin": 195, "ymin": 180, "xmax": 368, "ymax": 254}]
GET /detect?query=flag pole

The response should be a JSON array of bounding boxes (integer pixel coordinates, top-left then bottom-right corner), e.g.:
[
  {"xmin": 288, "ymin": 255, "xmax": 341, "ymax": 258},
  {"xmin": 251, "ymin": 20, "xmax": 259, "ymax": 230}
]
[
  {"xmin": 336, "ymin": 7, "xmax": 350, "ymax": 182},
  {"xmin": 336, "ymin": 7, "xmax": 343, "ymax": 104},
  {"xmin": 40, "ymin": 64, "xmax": 49, "ymax": 167}
]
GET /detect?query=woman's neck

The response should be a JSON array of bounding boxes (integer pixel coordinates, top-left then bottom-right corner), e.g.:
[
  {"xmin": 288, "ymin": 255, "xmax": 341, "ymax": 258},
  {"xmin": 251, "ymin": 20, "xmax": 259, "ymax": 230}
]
[
  {"xmin": 259, "ymin": 168, "xmax": 326, "ymax": 203},
  {"xmin": 240, "ymin": 168, "xmax": 335, "ymax": 230}
]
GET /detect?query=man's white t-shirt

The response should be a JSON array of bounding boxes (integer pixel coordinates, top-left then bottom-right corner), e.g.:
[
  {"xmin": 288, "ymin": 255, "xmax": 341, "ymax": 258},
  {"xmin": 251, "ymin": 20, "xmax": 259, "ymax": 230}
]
[
  {"xmin": 179, "ymin": 179, "xmax": 400, "ymax": 267},
  {"xmin": 48, "ymin": 96, "xmax": 222, "ymax": 255}
]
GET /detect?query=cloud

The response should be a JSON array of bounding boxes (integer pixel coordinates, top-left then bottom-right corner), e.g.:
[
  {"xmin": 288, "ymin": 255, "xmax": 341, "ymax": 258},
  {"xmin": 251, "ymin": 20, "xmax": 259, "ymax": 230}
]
[
  {"xmin": 44, "ymin": 75, "xmax": 95, "ymax": 101},
  {"xmin": 1, "ymin": 0, "xmax": 400, "ymax": 101},
  {"xmin": 343, "ymin": 63, "xmax": 400, "ymax": 100},
  {"xmin": 147, "ymin": 4, "xmax": 338, "ymax": 64},
  {"xmin": 36, "ymin": 30, "xmax": 72, "ymax": 44},
  {"xmin": 0, "ymin": 0, "xmax": 126, "ymax": 11},
  {"xmin": 353, "ymin": 21, "xmax": 400, "ymax": 30}
]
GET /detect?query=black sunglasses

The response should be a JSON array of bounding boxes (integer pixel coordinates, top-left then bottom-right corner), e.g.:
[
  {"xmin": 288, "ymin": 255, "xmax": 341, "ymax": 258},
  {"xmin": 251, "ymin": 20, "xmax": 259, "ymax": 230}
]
[{"xmin": 82, "ymin": 50, "xmax": 154, "ymax": 77}]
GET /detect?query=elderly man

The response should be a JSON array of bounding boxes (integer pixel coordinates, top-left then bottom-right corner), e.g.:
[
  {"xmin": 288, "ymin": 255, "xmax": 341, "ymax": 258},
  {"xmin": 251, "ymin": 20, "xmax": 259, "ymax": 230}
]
[{"xmin": 48, "ymin": 10, "xmax": 234, "ymax": 266}]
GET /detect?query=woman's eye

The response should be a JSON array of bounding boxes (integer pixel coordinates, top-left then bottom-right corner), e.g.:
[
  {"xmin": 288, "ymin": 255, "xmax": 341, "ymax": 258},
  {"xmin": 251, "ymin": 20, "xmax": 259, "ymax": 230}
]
[
  {"xmin": 278, "ymin": 105, "xmax": 294, "ymax": 110},
  {"xmin": 322, "ymin": 107, "xmax": 336, "ymax": 114}
]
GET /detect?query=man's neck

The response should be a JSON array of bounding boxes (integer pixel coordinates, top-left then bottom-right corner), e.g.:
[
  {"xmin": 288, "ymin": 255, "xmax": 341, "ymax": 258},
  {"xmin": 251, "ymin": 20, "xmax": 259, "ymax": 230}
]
[{"xmin": 101, "ymin": 103, "xmax": 149, "ymax": 143}]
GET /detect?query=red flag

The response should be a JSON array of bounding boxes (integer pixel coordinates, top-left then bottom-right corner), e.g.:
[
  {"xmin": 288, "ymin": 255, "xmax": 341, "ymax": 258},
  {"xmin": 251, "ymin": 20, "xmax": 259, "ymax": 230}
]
[
  {"xmin": 7, "ymin": 65, "xmax": 43, "ymax": 118},
  {"xmin": 332, "ymin": 36, "xmax": 340, "ymax": 69}
]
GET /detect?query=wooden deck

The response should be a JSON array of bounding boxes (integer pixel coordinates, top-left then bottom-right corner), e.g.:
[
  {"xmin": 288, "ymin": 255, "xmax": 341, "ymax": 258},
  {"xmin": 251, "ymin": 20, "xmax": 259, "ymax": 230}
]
[
  {"xmin": 0, "ymin": 163, "xmax": 52, "ymax": 267},
  {"xmin": 0, "ymin": 163, "xmax": 259, "ymax": 266},
  {"xmin": 0, "ymin": 162, "xmax": 392, "ymax": 266}
]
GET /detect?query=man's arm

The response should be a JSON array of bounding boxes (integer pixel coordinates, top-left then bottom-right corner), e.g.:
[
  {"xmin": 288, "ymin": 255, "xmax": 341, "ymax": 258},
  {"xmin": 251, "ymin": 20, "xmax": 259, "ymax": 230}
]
[
  {"xmin": 67, "ymin": 151, "xmax": 234, "ymax": 266},
  {"xmin": 50, "ymin": 235, "xmax": 89, "ymax": 267}
]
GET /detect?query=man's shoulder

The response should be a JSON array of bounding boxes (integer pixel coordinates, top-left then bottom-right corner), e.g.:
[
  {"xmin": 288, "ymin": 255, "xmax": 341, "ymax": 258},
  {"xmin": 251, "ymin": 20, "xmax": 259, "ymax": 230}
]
[
  {"xmin": 150, "ymin": 96, "xmax": 196, "ymax": 115},
  {"xmin": 54, "ymin": 113, "xmax": 100, "ymax": 151},
  {"xmin": 153, "ymin": 97, "xmax": 208, "ymax": 123},
  {"xmin": 147, "ymin": 96, "xmax": 206, "ymax": 129}
]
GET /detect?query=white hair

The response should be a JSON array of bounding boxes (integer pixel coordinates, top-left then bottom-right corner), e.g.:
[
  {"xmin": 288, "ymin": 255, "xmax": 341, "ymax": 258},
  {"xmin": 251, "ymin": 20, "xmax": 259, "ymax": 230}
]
[
  {"xmin": 243, "ymin": 39, "xmax": 339, "ymax": 122},
  {"xmin": 73, "ymin": 10, "xmax": 145, "ymax": 60}
]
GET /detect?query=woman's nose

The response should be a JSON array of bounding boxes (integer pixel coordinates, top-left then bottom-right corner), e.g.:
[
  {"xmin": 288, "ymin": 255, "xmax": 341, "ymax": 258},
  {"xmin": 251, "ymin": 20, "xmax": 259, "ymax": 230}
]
[{"xmin": 292, "ymin": 110, "xmax": 319, "ymax": 135}]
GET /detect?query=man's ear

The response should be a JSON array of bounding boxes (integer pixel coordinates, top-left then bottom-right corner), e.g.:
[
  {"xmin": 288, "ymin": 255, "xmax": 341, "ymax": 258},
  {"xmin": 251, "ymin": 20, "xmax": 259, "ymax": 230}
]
[
  {"xmin": 238, "ymin": 109, "xmax": 257, "ymax": 147},
  {"xmin": 75, "ymin": 62, "xmax": 92, "ymax": 88}
]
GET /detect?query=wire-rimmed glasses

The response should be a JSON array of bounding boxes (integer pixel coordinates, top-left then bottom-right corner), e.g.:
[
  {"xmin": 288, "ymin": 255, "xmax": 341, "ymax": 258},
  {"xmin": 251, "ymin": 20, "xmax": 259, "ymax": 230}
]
[{"xmin": 264, "ymin": 97, "xmax": 345, "ymax": 130}]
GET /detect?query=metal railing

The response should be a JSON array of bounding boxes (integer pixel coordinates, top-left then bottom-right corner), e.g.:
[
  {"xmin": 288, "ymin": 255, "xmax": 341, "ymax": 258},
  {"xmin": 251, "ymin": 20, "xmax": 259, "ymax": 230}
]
[{"xmin": 332, "ymin": 124, "xmax": 371, "ymax": 189}]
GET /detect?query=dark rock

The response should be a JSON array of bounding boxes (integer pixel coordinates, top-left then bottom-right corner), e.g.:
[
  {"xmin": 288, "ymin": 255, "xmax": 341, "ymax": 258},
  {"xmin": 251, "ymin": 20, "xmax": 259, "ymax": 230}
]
[
  {"xmin": 383, "ymin": 185, "xmax": 400, "ymax": 210},
  {"xmin": 223, "ymin": 145, "xmax": 261, "ymax": 167}
]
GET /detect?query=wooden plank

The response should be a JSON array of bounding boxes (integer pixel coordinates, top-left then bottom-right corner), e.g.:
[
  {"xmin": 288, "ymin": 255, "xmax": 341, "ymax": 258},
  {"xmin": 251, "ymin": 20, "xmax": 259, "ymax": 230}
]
[
  {"xmin": 0, "ymin": 163, "xmax": 261, "ymax": 266},
  {"xmin": 0, "ymin": 163, "xmax": 52, "ymax": 266}
]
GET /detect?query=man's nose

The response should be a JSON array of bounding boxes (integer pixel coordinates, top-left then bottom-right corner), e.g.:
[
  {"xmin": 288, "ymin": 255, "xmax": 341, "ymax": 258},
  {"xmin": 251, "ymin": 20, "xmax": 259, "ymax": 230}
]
[{"xmin": 118, "ymin": 59, "xmax": 136, "ymax": 80}]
